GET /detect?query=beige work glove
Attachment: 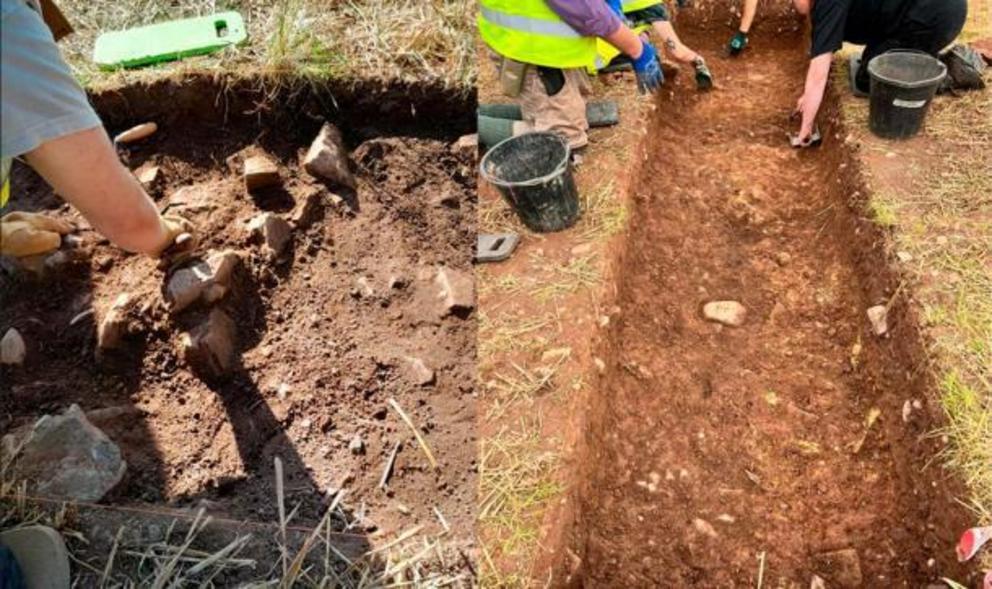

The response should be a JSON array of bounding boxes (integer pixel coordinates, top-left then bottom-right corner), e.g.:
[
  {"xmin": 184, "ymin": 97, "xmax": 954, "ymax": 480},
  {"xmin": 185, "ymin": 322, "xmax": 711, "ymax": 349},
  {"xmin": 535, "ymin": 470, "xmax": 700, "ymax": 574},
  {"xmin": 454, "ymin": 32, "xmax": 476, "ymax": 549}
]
[
  {"xmin": 0, "ymin": 211, "xmax": 74, "ymax": 257},
  {"xmin": 156, "ymin": 214, "xmax": 198, "ymax": 269}
]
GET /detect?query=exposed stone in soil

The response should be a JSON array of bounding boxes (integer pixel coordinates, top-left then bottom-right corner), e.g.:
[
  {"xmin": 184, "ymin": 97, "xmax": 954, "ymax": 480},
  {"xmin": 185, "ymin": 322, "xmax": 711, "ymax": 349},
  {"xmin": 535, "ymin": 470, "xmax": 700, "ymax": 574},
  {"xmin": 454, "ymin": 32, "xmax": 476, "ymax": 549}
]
[{"xmin": 2, "ymin": 404, "xmax": 126, "ymax": 502}]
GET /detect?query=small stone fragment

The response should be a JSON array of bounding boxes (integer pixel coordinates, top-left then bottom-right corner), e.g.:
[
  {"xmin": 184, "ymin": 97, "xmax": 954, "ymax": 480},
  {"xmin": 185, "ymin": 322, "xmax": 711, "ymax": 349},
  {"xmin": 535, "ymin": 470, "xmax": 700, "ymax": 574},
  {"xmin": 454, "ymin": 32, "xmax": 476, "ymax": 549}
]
[
  {"xmin": 774, "ymin": 251, "xmax": 792, "ymax": 266},
  {"xmin": 1, "ymin": 328, "xmax": 26, "ymax": 365},
  {"xmin": 452, "ymin": 133, "xmax": 478, "ymax": 159},
  {"xmin": 692, "ymin": 518, "xmax": 718, "ymax": 538},
  {"xmin": 405, "ymin": 356, "xmax": 436, "ymax": 386},
  {"xmin": 202, "ymin": 250, "xmax": 241, "ymax": 303},
  {"xmin": 867, "ymin": 305, "xmax": 888, "ymax": 336},
  {"xmin": 303, "ymin": 123, "xmax": 356, "ymax": 189},
  {"xmin": 97, "ymin": 293, "xmax": 132, "ymax": 350},
  {"xmin": 2, "ymin": 404, "xmax": 125, "ymax": 502},
  {"xmin": 349, "ymin": 435, "xmax": 365, "ymax": 455},
  {"xmin": 290, "ymin": 188, "xmax": 323, "ymax": 229},
  {"xmin": 181, "ymin": 309, "xmax": 237, "ymax": 379},
  {"xmin": 243, "ymin": 155, "xmax": 281, "ymax": 192},
  {"xmin": 702, "ymin": 301, "xmax": 747, "ymax": 327},
  {"xmin": 247, "ymin": 213, "xmax": 292, "ymax": 258},
  {"xmin": 166, "ymin": 250, "xmax": 242, "ymax": 311},
  {"xmin": 435, "ymin": 266, "xmax": 475, "ymax": 316},
  {"xmin": 813, "ymin": 549, "xmax": 862, "ymax": 588},
  {"xmin": 810, "ymin": 575, "xmax": 826, "ymax": 589},
  {"xmin": 355, "ymin": 277, "xmax": 374, "ymax": 299},
  {"xmin": 135, "ymin": 164, "xmax": 161, "ymax": 187}
]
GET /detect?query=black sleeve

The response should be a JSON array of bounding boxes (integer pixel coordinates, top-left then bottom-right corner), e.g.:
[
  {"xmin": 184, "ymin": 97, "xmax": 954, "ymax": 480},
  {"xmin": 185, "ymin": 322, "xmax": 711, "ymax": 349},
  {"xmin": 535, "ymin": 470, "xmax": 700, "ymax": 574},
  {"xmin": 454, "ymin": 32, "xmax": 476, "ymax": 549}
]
[{"xmin": 810, "ymin": 0, "xmax": 851, "ymax": 57}]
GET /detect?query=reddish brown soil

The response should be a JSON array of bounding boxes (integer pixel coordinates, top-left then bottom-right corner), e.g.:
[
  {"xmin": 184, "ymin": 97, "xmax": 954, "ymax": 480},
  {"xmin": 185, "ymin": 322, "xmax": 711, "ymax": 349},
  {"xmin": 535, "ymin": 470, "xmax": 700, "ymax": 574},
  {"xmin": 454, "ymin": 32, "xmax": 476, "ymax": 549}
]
[
  {"xmin": 565, "ymin": 27, "xmax": 972, "ymax": 588},
  {"xmin": 0, "ymin": 77, "xmax": 476, "ymax": 560}
]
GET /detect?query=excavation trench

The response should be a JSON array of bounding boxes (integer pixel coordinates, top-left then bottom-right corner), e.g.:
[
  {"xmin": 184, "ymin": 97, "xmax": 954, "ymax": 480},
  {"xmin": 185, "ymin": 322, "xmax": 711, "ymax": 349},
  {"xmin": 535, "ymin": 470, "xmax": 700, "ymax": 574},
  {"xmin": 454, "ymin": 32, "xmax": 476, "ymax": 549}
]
[
  {"xmin": 564, "ymin": 18, "xmax": 971, "ymax": 588},
  {"xmin": 1, "ymin": 75, "xmax": 476, "ymax": 581}
]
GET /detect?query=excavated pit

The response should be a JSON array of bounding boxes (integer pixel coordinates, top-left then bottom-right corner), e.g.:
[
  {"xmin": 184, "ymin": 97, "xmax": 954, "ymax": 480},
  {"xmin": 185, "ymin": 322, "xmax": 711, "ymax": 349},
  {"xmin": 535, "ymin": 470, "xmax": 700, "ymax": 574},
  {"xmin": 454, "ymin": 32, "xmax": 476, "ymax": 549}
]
[
  {"xmin": 561, "ymin": 12, "xmax": 973, "ymax": 588},
  {"xmin": 0, "ymin": 75, "xmax": 477, "ymax": 581}
]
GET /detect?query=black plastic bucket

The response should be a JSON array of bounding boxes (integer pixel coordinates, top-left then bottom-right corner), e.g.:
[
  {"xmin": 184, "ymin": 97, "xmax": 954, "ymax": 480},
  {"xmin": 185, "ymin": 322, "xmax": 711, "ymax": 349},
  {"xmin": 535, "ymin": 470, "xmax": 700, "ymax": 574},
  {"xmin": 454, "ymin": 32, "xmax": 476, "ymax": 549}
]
[
  {"xmin": 867, "ymin": 50, "xmax": 947, "ymax": 139},
  {"xmin": 479, "ymin": 132, "xmax": 580, "ymax": 233}
]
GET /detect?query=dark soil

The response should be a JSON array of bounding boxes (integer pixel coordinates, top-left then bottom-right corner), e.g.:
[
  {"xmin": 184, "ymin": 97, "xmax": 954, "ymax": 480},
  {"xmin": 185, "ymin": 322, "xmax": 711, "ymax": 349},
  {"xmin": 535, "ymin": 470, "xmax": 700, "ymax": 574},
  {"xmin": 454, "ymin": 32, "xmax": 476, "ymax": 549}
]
[
  {"xmin": 564, "ymin": 23, "xmax": 973, "ymax": 589},
  {"xmin": 0, "ymin": 75, "xmax": 477, "ymax": 569}
]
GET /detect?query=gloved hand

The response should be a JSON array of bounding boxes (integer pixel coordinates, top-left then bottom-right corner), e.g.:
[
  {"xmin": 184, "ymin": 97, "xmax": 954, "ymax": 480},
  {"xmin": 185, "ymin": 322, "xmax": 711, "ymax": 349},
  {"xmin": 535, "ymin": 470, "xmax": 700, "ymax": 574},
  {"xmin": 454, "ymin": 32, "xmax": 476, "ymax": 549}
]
[
  {"xmin": 155, "ymin": 214, "xmax": 198, "ymax": 269},
  {"xmin": 728, "ymin": 31, "xmax": 748, "ymax": 56},
  {"xmin": 693, "ymin": 57, "xmax": 714, "ymax": 91},
  {"xmin": 0, "ymin": 211, "xmax": 74, "ymax": 257},
  {"xmin": 631, "ymin": 40, "xmax": 664, "ymax": 94}
]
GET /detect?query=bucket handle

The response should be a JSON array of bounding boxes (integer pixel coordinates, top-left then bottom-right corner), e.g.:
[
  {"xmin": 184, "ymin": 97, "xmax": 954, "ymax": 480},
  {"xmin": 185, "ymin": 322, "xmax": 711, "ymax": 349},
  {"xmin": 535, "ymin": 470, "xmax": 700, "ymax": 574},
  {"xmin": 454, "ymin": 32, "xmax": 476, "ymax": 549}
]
[{"xmin": 479, "ymin": 133, "xmax": 572, "ymax": 189}]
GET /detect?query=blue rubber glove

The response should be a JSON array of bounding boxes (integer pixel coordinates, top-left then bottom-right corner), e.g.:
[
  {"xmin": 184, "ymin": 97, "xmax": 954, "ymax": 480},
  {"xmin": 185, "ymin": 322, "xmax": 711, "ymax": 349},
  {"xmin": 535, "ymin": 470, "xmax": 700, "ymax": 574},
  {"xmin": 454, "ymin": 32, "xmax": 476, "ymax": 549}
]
[
  {"xmin": 631, "ymin": 40, "xmax": 663, "ymax": 94},
  {"xmin": 606, "ymin": 0, "xmax": 623, "ymax": 17}
]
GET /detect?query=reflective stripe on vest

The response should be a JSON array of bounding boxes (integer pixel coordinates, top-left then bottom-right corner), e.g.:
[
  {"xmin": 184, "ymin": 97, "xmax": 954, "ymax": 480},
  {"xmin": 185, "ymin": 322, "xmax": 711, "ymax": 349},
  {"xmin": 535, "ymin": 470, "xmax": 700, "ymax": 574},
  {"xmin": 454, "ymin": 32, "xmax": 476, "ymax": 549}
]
[
  {"xmin": 478, "ymin": 1, "xmax": 598, "ymax": 69},
  {"xmin": 0, "ymin": 158, "xmax": 10, "ymax": 208},
  {"xmin": 621, "ymin": 0, "xmax": 663, "ymax": 11}
]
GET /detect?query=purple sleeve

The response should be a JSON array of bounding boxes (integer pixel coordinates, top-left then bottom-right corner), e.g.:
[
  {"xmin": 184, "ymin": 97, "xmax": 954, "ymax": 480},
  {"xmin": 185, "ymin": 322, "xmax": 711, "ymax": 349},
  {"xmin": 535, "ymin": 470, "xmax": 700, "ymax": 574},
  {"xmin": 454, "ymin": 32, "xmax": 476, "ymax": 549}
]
[{"xmin": 545, "ymin": 0, "xmax": 623, "ymax": 38}]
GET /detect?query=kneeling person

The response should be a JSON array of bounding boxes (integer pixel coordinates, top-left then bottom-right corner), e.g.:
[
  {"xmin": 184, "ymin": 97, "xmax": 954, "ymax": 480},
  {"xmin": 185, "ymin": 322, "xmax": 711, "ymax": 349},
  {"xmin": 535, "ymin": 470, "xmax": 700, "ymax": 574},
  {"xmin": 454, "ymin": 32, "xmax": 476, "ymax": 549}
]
[{"xmin": 792, "ymin": 0, "xmax": 967, "ymax": 146}]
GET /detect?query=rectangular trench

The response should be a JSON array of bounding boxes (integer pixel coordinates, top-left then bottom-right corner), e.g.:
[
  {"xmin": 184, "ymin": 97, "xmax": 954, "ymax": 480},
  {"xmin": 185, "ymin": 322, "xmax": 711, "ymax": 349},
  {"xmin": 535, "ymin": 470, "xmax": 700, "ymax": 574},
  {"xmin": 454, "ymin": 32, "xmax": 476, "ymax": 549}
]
[{"xmin": 560, "ymin": 19, "xmax": 973, "ymax": 589}]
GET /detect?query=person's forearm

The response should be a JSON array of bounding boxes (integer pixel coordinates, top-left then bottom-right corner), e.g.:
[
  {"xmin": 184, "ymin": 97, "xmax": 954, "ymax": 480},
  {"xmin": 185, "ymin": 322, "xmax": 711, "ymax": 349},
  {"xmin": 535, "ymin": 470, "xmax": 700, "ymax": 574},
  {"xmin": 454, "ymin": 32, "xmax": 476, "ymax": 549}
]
[
  {"xmin": 604, "ymin": 25, "xmax": 645, "ymax": 59},
  {"xmin": 801, "ymin": 54, "xmax": 832, "ymax": 137},
  {"xmin": 24, "ymin": 127, "xmax": 169, "ymax": 255},
  {"xmin": 740, "ymin": 0, "xmax": 759, "ymax": 33}
]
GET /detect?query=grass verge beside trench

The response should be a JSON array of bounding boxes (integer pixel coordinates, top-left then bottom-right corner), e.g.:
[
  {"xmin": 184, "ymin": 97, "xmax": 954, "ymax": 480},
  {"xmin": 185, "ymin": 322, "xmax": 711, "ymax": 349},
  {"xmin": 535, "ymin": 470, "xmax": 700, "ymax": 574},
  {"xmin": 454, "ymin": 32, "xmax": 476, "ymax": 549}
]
[
  {"xmin": 840, "ymin": 6, "xmax": 991, "ymax": 569},
  {"xmin": 58, "ymin": 0, "xmax": 475, "ymax": 89}
]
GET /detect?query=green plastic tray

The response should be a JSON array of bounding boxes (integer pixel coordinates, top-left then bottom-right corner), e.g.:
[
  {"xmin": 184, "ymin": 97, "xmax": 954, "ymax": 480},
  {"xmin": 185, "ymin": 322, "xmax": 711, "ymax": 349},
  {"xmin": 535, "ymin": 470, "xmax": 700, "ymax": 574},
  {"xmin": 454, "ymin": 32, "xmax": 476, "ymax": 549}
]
[{"xmin": 93, "ymin": 11, "xmax": 247, "ymax": 70}]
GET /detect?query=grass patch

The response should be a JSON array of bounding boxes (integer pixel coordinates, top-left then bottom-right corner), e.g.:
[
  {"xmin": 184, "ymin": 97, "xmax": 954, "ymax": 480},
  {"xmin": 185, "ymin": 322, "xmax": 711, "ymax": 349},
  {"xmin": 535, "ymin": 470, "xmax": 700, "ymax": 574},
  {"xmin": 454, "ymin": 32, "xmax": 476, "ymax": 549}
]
[
  {"xmin": 478, "ymin": 416, "xmax": 563, "ymax": 576},
  {"xmin": 577, "ymin": 179, "xmax": 629, "ymax": 241},
  {"xmin": 867, "ymin": 193, "xmax": 900, "ymax": 227},
  {"xmin": 58, "ymin": 0, "xmax": 475, "ymax": 88},
  {"xmin": 529, "ymin": 254, "xmax": 600, "ymax": 303}
]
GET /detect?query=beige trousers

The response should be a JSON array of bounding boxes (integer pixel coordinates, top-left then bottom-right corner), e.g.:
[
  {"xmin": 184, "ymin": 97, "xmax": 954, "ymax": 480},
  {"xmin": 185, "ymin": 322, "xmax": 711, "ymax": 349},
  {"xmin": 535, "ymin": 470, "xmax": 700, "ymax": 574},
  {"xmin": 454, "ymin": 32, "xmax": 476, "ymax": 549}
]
[{"xmin": 513, "ymin": 66, "xmax": 591, "ymax": 150}]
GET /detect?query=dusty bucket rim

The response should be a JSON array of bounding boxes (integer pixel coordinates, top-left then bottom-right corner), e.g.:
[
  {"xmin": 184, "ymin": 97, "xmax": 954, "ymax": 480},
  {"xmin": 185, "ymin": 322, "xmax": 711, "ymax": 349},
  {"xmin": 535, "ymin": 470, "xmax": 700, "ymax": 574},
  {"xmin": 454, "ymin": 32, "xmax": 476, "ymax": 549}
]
[
  {"xmin": 479, "ymin": 131, "xmax": 571, "ymax": 189},
  {"xmin": 867, "ymin": 49, "xmax": 947, "ymax": 90}
]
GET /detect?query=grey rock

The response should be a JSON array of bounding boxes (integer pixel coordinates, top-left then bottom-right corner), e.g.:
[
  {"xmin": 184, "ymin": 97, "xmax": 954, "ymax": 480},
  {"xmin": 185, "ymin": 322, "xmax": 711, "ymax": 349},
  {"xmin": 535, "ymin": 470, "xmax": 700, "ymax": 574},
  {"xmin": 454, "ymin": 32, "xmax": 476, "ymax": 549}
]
[
  {"xmin": 247, "ymin": 213, "xmax": 292, "ymax": 258},
  {"xmin": 1, "ymin": 328, "xmax": 26, "ymax": 365},
  {"xmin": 404, "ymin": 356, "xmax": 436, "ymax": 386},
  {"xmin": 290, "ymin": 188, "xmax": 323, "ymax": 229},
  {"xmin": 243, "ymin": 155, "xmax": 281, "ymax": 192},
  {"xmin": 166, "ymin": 250, "xmax": 242, "ymax": 312},
  {"xmin": 702, "ymin": 300, "xmax": 747, "ymax": 327},
  {"xmin": 3, "ymin": 404, "xmax": 125, "ymax": 502},
  {"xmin": 349, "ymin": 435, "xmax": 365, "ymax": 455},
  {"xmin": 303, "ymin": 123, "xmax": 355, "ymax": 189},
  {"xmin": 867, "ymin": 305, "xmax": 888, "ymax": 336},
  {"xmin": 435, "ymin": 267, "xmax": 474, "ymax": 316},
  {"xmin": 97, "ymin": 293, "xmax": 132, "ymax": 350},
  {"xmin": 181, "ymin": 309, "xmax": 237, "ymax": 379}
]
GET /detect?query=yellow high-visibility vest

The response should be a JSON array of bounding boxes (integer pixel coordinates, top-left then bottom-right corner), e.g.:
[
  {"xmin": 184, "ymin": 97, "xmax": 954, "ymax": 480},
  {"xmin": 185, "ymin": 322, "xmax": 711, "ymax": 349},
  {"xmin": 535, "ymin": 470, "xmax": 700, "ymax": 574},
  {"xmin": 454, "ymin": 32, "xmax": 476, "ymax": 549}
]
[
  {"xmin": 622, "ymin": 0, "xmax": 664, "ymax": 11},
  {"xmin": 0, "ymin": 158, "xmax": 11, "ymax": 208},
  {"xmin": 478, "ymin": 0, "xmax": 599, "ymax": 69}
]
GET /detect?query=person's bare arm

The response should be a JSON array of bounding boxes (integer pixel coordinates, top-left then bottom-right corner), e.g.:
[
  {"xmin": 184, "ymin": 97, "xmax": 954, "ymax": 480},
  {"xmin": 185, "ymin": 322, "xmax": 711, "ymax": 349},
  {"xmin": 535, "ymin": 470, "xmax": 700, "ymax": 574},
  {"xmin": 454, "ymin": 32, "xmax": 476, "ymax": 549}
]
[
  {"xmin": 24, "ymin": 126, "xmax": 170, "ymax": 255},
  {"xmin": 795, "ymin": 53, "xmax": 833, "ymax": 141},
  {"xmin": 604, "ymin": 25, "xmax": 645, "ymax": 58},
  {"xmin": 740, "ymin": 0, "xmax": 759, "ymax": 33}
]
